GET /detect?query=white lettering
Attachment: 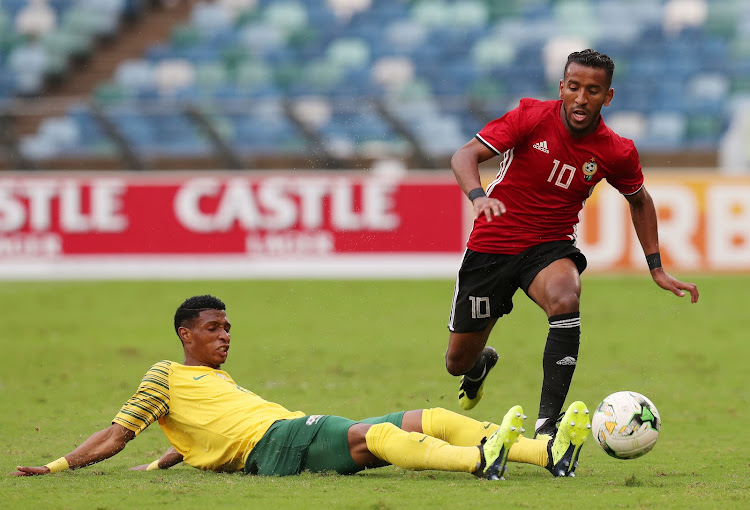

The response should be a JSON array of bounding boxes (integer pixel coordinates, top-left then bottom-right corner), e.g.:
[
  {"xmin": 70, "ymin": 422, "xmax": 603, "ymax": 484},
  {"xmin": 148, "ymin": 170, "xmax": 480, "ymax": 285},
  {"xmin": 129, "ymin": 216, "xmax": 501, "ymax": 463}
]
[
  {"xmin": 174, "ymin": 178, "xmax": 221, "ymax": 232},
  {"xmin": 364, "ymin": 181, "xmax": 399, "ymax": 229},
  {"xmin": 0, "ymin": 233, "xmax": 62, "ymax": 256},
  {"xmin": 548, "ymin": 159, "xmax": 560, "ymax": 182},
  {"xmin": 331, "ymin": 179, "xmax": 361, "ymax": 230},
  {"xmin": 91, "ymin": 179, "xmax": 128, "ymax": 231},
  {"xmin": 296, "ymin": 179, "xmax": 328, "ymax": 229},
  {"xmin": 24, "ymin": 180, "xmax": 57, "ymax": 231},
  {"xmin": 60, "ymin": 181, "xmax": 90, "ymax": 232},
  {"xmin": 175, "ymin": 177, "xmax": 401, "ymax": 234},
  {"xmin": 548, "ymin": 159, "xmax": 576, "ymax": 189},
  {"xmin": 245, "ymin": 231, "xmax": 334, "ymax": 256},
  {"xmin": 0, "ymin": 179, "xmax": 128, "ymax": 233},
  {"xmin": 634, "ymin": 186, "xmax": 701, "ymax": 269},
  {"xmin": 256, "ymin": 177, "xmax": 296, "ymax": 230},
  {"xmin": 0, "ymin": 185, "xmax": 26, "ymax": 232},
  {"xmin": 469, "ymin": 295, "xmax": 491, "ymax": 319},
  {"xmin": 215, "ymin": 179, "xmax": 260, "ymax": 231},
  {"xmin": 707, "ymin": 186, "xmax": 750, "ymax": 268}
]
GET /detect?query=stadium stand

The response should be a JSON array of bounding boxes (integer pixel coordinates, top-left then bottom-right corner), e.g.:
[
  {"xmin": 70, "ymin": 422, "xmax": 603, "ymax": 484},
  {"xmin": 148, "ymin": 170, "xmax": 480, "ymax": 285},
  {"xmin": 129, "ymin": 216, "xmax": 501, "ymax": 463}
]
[{"xmin": 0, "ymin": 0, "xmax": 745, "ymax": 170}]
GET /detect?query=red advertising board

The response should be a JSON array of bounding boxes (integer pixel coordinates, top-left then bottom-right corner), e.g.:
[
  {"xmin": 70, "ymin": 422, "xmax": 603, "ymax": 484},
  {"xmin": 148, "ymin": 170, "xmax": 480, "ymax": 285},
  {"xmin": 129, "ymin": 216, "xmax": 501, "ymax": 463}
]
[{"xmin": 0, "ymin": 171, "xmax": 466, "ymax": 259}]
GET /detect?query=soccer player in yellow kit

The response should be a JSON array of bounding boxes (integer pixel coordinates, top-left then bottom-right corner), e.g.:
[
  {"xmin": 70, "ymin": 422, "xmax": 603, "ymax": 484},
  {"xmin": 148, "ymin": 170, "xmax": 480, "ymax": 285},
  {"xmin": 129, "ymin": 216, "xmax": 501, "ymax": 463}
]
[{"xmin": 11, "ymin": 295, "xmax": 590, "ymax": 480}]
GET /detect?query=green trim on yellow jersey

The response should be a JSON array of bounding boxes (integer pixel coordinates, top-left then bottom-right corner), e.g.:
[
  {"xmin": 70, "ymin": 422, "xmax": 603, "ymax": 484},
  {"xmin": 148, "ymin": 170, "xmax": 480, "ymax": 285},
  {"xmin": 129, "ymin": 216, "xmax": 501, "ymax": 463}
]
[
  {"xmin": 113, "ymin": 360, "xmax": 305, "ymax": 472},
  {"xmin": 113, "ymin": 360, "xmax": 171, "ymax": 432}
]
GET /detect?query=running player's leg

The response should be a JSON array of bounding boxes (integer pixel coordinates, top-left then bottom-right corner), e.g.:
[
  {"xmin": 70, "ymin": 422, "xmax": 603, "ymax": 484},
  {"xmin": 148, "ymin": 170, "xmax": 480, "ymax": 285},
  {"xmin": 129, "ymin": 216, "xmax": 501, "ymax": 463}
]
[
  {"xmin": 446, "ymin": 250, "xmax": 499, "ymax": 379},
  {"xmin": 526, "ymin": 257, "xmax": 582, "ymax": 438},
  {"xmin": 445, "ymin": 322, "xmax": 495, "ymax": 376},
  {"xmin": 448, "ymin": 327, "xmax": 501, "ymax": 411},
  {"xmin": 447, "ymin": 250, "xmax": 516, "ymax": 410}
]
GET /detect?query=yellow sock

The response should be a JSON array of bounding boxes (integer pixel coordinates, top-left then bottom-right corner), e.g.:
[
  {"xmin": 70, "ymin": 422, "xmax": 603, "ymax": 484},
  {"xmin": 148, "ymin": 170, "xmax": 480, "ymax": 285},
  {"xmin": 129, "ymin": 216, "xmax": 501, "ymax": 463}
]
[
  {"xmin": 421, "ymin": 407, "xmax": 499, "ymax": 446},
  {"xmin": 365, "ymin": 422, "xmax": 480, "ymax": 473},
  {"xmin": 421, "ymin": 407, "xmax": 549, "ymax": 468},
  {"xmin": 507, "ymin": 436, "xmax": 549, "ymax": 467}
]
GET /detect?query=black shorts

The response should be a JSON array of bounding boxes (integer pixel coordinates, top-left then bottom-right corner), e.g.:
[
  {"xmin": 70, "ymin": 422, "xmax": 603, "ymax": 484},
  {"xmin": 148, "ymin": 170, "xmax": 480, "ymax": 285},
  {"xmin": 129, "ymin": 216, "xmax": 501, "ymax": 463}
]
[{"xmin": 448, "ymin": 241, "xmax": 587, "ymax": 333}]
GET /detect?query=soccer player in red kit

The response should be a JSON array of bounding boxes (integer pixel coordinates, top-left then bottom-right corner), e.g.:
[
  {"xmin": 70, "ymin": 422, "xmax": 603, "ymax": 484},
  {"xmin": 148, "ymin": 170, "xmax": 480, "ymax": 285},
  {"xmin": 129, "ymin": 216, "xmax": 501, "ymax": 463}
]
[{"xmin": 446, "ymin": 49, "xmax": 699, "ymax": 457}]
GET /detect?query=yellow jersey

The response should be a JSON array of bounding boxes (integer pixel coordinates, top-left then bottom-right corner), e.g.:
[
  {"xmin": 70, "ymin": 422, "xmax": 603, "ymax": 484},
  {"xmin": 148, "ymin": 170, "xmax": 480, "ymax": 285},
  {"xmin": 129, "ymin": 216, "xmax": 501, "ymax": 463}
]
[{"xmin": 112, "ymin": 360, "xmax": 305, "ymax": 472}]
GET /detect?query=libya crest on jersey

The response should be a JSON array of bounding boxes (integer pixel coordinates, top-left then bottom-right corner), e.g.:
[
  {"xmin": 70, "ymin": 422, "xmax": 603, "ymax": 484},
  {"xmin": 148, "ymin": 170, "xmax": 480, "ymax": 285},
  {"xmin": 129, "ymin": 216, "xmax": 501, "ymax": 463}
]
[{"xmin": 582, "ymin": 158, "xmax": 598, "ymax": 182}]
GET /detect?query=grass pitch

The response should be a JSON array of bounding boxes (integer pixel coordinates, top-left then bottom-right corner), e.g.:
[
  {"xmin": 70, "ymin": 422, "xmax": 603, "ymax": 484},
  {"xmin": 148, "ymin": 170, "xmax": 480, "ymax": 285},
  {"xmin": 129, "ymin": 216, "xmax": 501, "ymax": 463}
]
[{"xmin": 2, "ymin": 276, "xmax": 749, "ymax": 509}]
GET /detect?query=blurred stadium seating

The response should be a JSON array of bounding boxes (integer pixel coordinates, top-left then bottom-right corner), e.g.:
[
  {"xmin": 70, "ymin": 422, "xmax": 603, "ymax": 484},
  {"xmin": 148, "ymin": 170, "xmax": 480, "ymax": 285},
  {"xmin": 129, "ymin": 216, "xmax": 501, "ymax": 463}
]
[{"xmin": 0, "ymin": 0, "xmax": 745, "ymax": 170}]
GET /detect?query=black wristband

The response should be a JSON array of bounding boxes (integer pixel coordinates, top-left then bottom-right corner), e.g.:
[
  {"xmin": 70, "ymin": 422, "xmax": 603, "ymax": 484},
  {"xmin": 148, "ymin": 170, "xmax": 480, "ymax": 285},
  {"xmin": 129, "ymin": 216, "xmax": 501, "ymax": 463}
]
[
  {"xmin": 468, "ymin": 187, "xmax": 486, "ymax": 202},
  {"xmin": 646, "ymin": 252, "xmax": 662, "ymax": 270}
]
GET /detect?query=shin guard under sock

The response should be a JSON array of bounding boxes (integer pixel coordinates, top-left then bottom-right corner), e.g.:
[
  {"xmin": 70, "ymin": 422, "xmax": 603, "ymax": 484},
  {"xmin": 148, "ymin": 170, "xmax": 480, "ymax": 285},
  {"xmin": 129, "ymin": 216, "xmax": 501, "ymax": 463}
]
[
  {"xmin": 364, "ymin": 422, "xmax": 480, "ymax": 473},
  {"xmin": 538, "ymin": 312, "xmax": 580, "ymax": 421}
]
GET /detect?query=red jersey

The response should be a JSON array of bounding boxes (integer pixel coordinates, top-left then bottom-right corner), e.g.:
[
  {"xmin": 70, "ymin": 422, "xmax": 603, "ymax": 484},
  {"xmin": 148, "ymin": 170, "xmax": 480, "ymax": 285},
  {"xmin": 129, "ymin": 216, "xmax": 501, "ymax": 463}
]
[{"xmin": 469, "ymin": 98, "xmax": 643, "ymax": 254}]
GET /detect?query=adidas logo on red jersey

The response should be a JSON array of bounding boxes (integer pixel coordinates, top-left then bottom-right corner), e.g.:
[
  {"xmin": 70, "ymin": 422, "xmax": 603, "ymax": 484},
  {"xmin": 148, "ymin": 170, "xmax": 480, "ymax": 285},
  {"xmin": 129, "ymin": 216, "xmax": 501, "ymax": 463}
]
[{"xmin": 532, "ymin": 140, "xmax": 549, "ymax": 153}]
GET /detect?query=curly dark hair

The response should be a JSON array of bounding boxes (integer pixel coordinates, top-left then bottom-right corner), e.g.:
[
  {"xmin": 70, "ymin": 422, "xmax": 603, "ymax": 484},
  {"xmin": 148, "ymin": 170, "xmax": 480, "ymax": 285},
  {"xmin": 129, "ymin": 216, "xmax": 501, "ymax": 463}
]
[
  {"xmin": 565, "ymin": 49, "xmax": 615, "ymax": 88},
  {"xmin": 173, "ymin": 295, "xmax": 226, "ymax": 336}
]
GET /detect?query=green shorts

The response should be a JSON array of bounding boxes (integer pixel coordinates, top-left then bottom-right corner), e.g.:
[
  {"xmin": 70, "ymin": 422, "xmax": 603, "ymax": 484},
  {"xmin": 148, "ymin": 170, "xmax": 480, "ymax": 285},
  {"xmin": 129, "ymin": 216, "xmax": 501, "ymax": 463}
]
[{"xmin": 244, "ymin": 411, "xmax": 406, "ymax": 476}]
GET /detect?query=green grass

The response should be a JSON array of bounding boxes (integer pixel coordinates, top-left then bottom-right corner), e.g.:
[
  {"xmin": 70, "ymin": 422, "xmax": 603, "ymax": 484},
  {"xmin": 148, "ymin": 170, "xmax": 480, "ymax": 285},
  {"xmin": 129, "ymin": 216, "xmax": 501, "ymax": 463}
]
[{"xmin": 2, "ymin": 276, "xmax": 749, "ymax": 509}]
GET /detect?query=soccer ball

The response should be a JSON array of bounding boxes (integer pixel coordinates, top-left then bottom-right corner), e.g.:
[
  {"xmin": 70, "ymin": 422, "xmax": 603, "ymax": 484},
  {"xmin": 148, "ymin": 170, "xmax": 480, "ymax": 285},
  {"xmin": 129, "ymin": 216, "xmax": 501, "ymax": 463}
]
[{"xmin": 591, "ymin": 391, "xmax": 661, "ymax": 459}]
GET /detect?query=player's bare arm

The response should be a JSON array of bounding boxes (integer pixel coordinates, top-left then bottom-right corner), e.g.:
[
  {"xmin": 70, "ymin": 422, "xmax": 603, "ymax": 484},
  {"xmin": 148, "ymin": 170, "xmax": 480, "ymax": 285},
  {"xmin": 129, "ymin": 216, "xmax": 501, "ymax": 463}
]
[
  {"xmin": 625, "ymin": 187, "xmax": 699, "ymax": 303},
  {"xmin": 9, "ymin": 424, "xmax": 135, "ymax": 476},
  {"xmin": 130, "ymin": 446, "xmax": 184, "ymax": 471},
  {"xmin": 451, "ymin": 138, "xmax": 506, "ymax": 221}
]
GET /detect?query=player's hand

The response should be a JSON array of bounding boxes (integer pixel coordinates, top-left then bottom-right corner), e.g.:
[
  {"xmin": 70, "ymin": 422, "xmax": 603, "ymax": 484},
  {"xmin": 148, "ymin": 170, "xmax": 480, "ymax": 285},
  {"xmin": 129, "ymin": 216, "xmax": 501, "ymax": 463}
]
[
  {"xmin": 9, "ymin": 466, "xmax": 51, "ymax": 476},
  {"xmin": 472, "ymin": 196, "xmax": 506, "ymax": 222},
  {"xmin": 651, "ymin": 269, "xmax": 699, "ymax": 303},
  {"xmin": 129, "ymin": 463, "xmax": 152, "ymax": 471}
]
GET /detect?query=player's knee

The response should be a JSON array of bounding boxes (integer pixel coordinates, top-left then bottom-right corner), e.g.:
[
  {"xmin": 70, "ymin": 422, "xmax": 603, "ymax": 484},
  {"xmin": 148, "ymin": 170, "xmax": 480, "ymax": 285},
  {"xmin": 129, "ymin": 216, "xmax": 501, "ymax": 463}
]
[
  {"xmin": 349, "ymin": 423, "xmax": 380, "ymax": 467},
  {"xmin": 399, "ymin": 410, "xmax": 424, "ymax": 433},
  {"xmin": 445, "ymin": 351, "xmax": 475, "ymax": 376},
  {"xmin": 548, "ymin": 292, "xmax": 580, "ymax": 316}
]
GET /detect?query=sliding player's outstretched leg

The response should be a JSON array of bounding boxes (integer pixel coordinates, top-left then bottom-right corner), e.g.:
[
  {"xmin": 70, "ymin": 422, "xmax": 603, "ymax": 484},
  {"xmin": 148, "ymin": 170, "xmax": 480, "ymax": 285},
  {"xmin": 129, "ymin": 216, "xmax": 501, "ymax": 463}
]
[
  {"xmin": 546, "ymin": 401, "xmax": 590, "ymax": 477},
  {"xmin": 476, "ymin": 405, "xmax": 525, "ymax": 480}
]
